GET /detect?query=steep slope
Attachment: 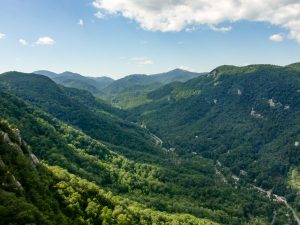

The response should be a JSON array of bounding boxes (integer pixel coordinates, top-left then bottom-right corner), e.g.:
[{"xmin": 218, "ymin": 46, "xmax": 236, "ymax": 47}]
[
  {"xmin": 0, "ymin": 119, "xmax": 71, "ymax": 224},
  {"xmin": 130, "ymin": 64, "xmax": 300, "ymax": 197},
  {"xmin": 101, "ymin": 69, "xmax": 205, "ymax": 108},
  {"xmin": 0, "ymin": 119, "xmax": 222, "ymax": 225},
  {"xmin": 0, "ymin": 71, "xmax": 156, "ymax": 155},
  {"xmin": 0, "ymin": 84, "xmax": 290, "ymax": 223}
]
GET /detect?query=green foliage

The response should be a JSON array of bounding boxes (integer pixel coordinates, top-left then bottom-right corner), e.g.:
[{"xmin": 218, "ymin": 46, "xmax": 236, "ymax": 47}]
[
  {"xmin": 99, "ymin": 69, "xmax": 205, "ymax": 108},
  {"xmin": 0, "ymin": 119, "xmax": 220, "ymax": 225},
  {"xmin": 130, "ymin": 64, "xmax": 300, "ymax": 196},
  {"xmin": 0, "ymin": 65, "xmax": 297, "ymax": 224},
  {"xmin": 34, "ymin": 70, "xmax": 114, "ymax": 95}
]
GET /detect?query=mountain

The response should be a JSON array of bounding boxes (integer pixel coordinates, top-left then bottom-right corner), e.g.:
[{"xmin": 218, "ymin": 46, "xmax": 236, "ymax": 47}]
[
  {"xmin": 33, "ymin": 70, "xmax": 114, "ymax": 95},
  {"xmin": 101, "ymin": 69, "xmax": 206, "ymax": 108},
  {"xmin": 0, "ymin": 70, "xmax": 290, "ymax": 224},
  {"xmin": 34, "ymin": 70, "xmax": 59, "ymax": 79},
  {"xmin": 0, "ymin": 72, "xmax": 156, "ymax": 154},
  {"xmin": 129, "ymin": 63, "xmax": 300, "ymax": 210},
  {"xmin": 34, "ymin": 69, "xmax": 204, "ymax": 108},
  {"xmin": 151, "ymin": 68, "xmax": 205, "ymax": 83},
  {"xmin": 287, "ymin": 62, "xmax": 300, "ymax": 71},
  {"xmin": 0, "ymin": 118, "xmax": 220, "ymax": 225}
]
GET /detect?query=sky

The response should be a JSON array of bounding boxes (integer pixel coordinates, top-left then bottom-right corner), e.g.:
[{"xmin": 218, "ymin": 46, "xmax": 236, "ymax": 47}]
[{"xmin": 0, "ymin": 0, "xmax": 300, "ymax": 79}]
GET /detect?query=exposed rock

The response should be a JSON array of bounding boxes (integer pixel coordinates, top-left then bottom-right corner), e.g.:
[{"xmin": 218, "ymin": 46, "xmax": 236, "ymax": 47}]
[
  {"xmin": 210, "ymin": 69, "xmax": 217, "ymax": 78},
  {"xmin": 30, "ymin": 153, "xmax": 40, "ymax": 167},
  {"xmin": 240, "ymin": 170, "xmax": 248, "ymax": 176},
  {"xmin": 0, "ymin": 131, "xmax": 11, "ymax": 144},
  {"xmin": 169, "ymin": 148, "xmax": 176, "ymax": 152},
  {"xmin": 232, "ymin": 175, "xmax": 239, "ymax": 182},
  {"xmin": 215, "ymin": 168, "xmax": 227, "ymax": 183},
  {"xmin": 213, "ymin": 99, "xmax": 218, "ymax": 104},
  {"xmin": 0, "ymin": 158, "xmax": 5, "ymax": 169},
  {"xmin": 251, "ymin": 108, "xmax": 263, "ymax": 119},
  {"xmin": 11, "ymin": 174, "xmax": 23, "ymax": 190},
  {"xmin": 284, "ymin": 105, "xmax": 290, "ymax": 110},
  {"xmin": 269, "ymin": 99, "xmax": 276, "ymax": 108},
  {"xmin": 295, "ymin": 142, "xmax": 299, "ymax": 147},
  {"xmin": 14, "ymin": 129, "xmax": 22, "ymax": 145},
  {"xmin": 237, "ymin": 89, "xmax": 242, "ymax": 96},
  {"xmin": 15, "ymin": 181, "xmax": 22, "ymax": 189}
]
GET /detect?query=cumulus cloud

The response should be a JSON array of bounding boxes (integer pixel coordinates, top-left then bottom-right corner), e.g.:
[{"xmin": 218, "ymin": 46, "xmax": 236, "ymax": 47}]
[
  {"xmin": 78, "ymin": 19, "xmax": 84, "ymax": 26},
  {"xmin": 131, "ymin": 57, "xmax": 153, "ymax": 65},
  {"xmin": 185, "ymin": 27, "xmax": 198, "ymax": 32},
  {"xmin": 94, "ymin": 11, "xmax": 105, "ymax": 19},
  {"xmin": 19, "ymin": 39, "xmax": 28, "ymax": 46},
  {"xmin": 269, "ymin": 33, "xmax": 284, "ymax": 42},
  {"xmin": 36, "ymin": 36, "xmax": 56, "ymax": 45},
  {"xmin": 0, "ymin": 33, "xmax": 5, "ymax": 39},
  {"xmin": 210, "ymin": 25, "xmax": 232, "ymax": 33},
  {"xmin": 93, "ymin": 0, "xmax": 300, "ymax": 42}
]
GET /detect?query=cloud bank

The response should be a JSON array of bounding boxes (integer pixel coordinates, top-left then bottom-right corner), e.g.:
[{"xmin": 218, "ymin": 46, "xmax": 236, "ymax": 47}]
[{"xmin": 93, "ymin": 0, "xmax": 300, "ymax": 42}]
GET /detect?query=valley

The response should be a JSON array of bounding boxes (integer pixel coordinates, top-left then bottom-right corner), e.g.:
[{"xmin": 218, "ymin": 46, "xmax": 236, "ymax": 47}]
[
  {"xmin": 2, "ymin": 1, "xmax": 300, "ymax": 224},
  {"xmin": 1, "ymin": 63, "xmax": 300, "ymax": 224}
]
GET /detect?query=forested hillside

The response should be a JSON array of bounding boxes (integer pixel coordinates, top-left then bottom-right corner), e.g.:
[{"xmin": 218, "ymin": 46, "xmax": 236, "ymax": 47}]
[
  {"xmin": 129, "ymin": 63, "xmax": 300, "ymax": 216},
  {"xmin": 0, "ymin": 69, "xmax": 294, "ymax": 224},
  {"xmin": 34, "ymin": 70, "xmax": 114, "ymax": 95},
  {"xmin": 99, "ymin": 69, "xmax": 205, "ymax": 108},
  {"xmin": 34, "ymin": 69, "xmax": 204, "ymax": 109},
  {"xmin": 0, "ymin": 119, "xmax": 222, "ymax": 225}
]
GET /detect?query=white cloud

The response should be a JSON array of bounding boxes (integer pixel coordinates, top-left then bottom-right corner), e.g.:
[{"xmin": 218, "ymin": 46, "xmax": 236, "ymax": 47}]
[
  {"xmin": 210, "ymin": 25, "xmax": 232, "ymax": 33},
  {"xmin": 19, "ymin": 39, "xmax": 28, "ymax": 46},
  {"xmin": 94, "ymin": 11, "xmax": 105, "ymax": 19},
  {"xmin": 93, "ymin": 0, "xmax": 300, "ymax": 42},
  {"xmin": 78, "ymin": 19, "xmax": 84, "ymax": 26},
  {"xmin": 0, "ymin": 33, "xmax": 5, "ymax": 39},
  {"xmin": 185, "ymin": 27, "xmax": 197, "ymax": 32},
  {"xmin": 269, "ymin": 33, "xmax": 284, "ymax": 42},
  {"xmin": 36, "ymin": 36, "xmax": 55, "ymax": 45},
  {"xmin": 131, "ymin": 57, "xmax": 153, "ymax": 65}
]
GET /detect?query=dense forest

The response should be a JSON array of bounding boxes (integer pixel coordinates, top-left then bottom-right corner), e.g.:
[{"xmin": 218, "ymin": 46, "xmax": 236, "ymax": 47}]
[{"xmin": 1, "ymin": 64, "xmax": 300, "ymax": 224}]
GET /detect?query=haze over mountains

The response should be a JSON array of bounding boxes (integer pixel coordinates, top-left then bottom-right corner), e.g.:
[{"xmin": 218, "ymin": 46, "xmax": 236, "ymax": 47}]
[
  {"xmin": 1, "ymin": 62, "xmax": 300, "ymax": 224},
  {"xmin": 34, "ymin": 69, "xmax": 205, "ymax": 108}
]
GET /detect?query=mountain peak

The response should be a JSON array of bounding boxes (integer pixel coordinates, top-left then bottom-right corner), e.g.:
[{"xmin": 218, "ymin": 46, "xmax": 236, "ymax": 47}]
[{"xmin": 170, "ymin": 68, "xmax": 188, "ymax": 72}]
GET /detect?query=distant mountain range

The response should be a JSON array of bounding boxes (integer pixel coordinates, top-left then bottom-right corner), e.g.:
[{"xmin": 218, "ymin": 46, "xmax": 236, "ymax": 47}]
[
  {"xmin": 34, "ymin": 70, "xmax": 114, "ymax": 95},
  {"xmin": 34, "ymin": 69, "xmax": 206, "ymax": 108}
]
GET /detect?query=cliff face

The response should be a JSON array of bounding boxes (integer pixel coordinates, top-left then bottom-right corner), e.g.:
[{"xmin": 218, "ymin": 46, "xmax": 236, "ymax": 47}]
[
  {"xmin": 0, "ymin": 120, "xmax": 40, "ymax": 193},
  {"xmin": 0, "ymin": 119, "xmax": 69, "ymax": 225}
]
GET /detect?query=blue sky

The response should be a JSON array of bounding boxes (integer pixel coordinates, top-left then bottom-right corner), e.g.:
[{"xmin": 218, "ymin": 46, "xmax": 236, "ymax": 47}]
[{"xmin": 0, "ymin": 0, "xmax": 299, "ymax": 79}]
